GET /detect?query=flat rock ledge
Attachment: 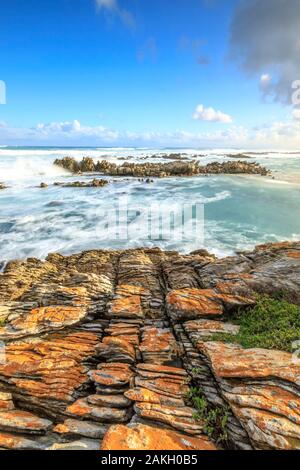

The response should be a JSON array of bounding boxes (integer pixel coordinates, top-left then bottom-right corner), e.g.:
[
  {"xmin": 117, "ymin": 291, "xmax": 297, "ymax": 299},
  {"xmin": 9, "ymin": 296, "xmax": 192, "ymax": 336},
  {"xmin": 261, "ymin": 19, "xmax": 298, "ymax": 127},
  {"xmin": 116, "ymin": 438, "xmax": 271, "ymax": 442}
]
[{"xmin": 0, "ymin": 241, "xmax": 299, "ymax": 450}]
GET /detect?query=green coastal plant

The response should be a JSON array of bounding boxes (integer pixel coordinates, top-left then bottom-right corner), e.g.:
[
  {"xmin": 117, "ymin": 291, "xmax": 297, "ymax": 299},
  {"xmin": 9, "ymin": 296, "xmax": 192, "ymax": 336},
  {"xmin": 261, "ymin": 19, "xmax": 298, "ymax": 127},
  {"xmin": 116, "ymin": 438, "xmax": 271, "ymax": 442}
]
[
  {"xmin": 211, "ymin": 295, "xmax": 300, "ymax": 352},
  {"xmin": 187, "ymin": 387, "xmax": 230, "ymax": 445}
]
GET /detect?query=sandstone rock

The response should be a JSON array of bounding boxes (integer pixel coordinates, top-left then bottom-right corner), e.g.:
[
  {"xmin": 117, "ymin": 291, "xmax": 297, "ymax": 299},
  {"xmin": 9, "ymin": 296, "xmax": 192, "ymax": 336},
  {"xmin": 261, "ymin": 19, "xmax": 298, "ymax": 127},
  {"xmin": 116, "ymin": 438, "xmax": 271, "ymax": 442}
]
[
  {"xmin": 134, "ymin": 402, "xmax": 204, "ymax": 435},
  {"xmin": 0, "ymin": 410, "xmax": 52, "ymax": 435},
  {"xmin": 140, "ymin": 326, "xmax": 178, "ymax": 364},
  {"xmin": 108, "ymin": 285, "xmax": 146, "ymax": 319},
  {"xmin": 101, "ymin": 423, "xmax": 217, "ymax": 450},
  {"xmin": 0, "ymin": 392, "xmax": 14, "ymax": 411},
  {"xmin": 87, "ymin": 394, "xmax": 131, "ymax": 409},
  {"xmin": 53, "ymin": 418, "xmax": 108, "ymax": 439},
  {"xmin": 198, "ymin": 341, "xmax": 300, "ymax": 450},
  {"xmin": 90, "ymin": 363, "xmax": 134, "ymax": 388},
  {"xmin": 125, "ymin": 388, "xmax": 185, "ymax": 408},
  {"xmin": 199, "ymin": 341, "xmax": 300, "ymax": 384},
  {"xmin": 66, "ymin": 398, "xmax": 132, "ymax": 423},
  {"xmin": 184, "ymin": 319, "xmax": 240, "ymax": 342},
  {"xmin": 167, "ymin": 288, "xmax": 224, "ymax": 321},
  {"xmin": 47, "ymin": 438, "xmax": 100, "ymax": 450},
  {"xmin": 0, "ymin": 432, "xmax": 47, "ymax": 450},
  {"xmin": 0, "ymin": 242, "xmax": 299, "ymax": 451},
  {"xmin": 97, "ymin": 336, "xmax": 136, "ymax": 364},
  {"xmin": 0, "ymin": 332, "xmax": 99, "ymax": 412},
  {"xmin": 0, "ymin": 305, "xmax": 88, "ymax": 340}
]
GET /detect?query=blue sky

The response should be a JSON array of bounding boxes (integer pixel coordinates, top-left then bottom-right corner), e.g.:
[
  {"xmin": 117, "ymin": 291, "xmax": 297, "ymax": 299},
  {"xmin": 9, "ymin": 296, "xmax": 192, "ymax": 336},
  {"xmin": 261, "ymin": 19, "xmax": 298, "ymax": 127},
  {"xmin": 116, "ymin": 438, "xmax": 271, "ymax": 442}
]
[{"xmin": 0, "ymin": 0, "xmax": 299, "ymax": 148}]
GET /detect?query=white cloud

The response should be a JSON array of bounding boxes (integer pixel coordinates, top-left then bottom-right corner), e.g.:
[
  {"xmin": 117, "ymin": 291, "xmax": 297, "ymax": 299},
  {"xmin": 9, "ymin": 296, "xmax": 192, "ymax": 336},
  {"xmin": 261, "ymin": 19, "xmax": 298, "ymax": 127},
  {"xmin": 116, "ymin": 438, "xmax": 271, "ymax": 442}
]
[
  {"xmin": 1, "ymin": 118, "xmax": 300, "ymax": 149},
  {"xmin": 96, "ymin": 0, "xmax": 135, "ymax": 29},
  {"xmin": 193, "ymin": 104, "xmax": 233, "ymax": 123},
  {"xmin": 260, "ymin": 74, "xmax": 272, "ymax": 97},
  {"xmin": 292, "ymin": 108, "xmax": 300, "ymax": 120}
]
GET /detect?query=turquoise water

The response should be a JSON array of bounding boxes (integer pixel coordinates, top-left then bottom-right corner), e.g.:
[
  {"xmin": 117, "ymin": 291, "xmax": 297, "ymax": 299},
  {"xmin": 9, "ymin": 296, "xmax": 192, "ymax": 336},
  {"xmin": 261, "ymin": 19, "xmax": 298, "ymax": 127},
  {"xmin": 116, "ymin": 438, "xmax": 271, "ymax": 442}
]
[{"xmin": 0, "ymin": 147, "xmax": 300, "ymax": 264}]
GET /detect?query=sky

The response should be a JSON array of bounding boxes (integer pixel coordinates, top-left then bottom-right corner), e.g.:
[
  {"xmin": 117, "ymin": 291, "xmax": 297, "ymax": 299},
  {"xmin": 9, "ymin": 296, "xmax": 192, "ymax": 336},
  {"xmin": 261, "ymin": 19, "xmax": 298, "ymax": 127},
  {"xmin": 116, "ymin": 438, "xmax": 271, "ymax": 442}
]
[{"xmin": 0, "ymin": 0, "xmax": 300, "ymax": 148}]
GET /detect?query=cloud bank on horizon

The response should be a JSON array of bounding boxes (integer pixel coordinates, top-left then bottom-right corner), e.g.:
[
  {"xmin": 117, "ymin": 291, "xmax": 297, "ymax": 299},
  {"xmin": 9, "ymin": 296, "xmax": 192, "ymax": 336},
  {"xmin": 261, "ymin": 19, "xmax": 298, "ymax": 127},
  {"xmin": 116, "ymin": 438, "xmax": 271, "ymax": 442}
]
[
  {"xmin": 1, "ymin": 118, "xmax": 300, "ymax": 150},
  {"xmin": 0, "ymin": 0, "xmax": 300, "ymax": 148}
]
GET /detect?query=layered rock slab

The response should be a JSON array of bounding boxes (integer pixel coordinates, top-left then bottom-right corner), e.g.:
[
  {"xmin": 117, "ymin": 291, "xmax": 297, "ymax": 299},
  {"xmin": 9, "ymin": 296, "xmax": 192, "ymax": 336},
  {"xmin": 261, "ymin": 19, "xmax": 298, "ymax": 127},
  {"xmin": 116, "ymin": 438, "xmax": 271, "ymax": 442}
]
[
  {"xmin": 197, "ymin": 341, "xmax": 300, "ymax": 450},
  {"xmin": 101, "ymin": 423, "xmax": 217, "ymax": 450}
]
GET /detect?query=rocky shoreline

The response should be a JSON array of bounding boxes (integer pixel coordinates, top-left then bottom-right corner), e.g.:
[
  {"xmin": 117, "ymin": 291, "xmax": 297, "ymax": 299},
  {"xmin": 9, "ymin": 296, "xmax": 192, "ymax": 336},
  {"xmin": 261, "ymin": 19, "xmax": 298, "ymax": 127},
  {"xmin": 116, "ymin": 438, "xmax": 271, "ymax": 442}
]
[
  {"xmin": 54, "ymin": 156, "xmax": 270, "ymax": 178},
  {"xmin": 0, "ymin": 241, "xmax": 299, "ymax": 450}
]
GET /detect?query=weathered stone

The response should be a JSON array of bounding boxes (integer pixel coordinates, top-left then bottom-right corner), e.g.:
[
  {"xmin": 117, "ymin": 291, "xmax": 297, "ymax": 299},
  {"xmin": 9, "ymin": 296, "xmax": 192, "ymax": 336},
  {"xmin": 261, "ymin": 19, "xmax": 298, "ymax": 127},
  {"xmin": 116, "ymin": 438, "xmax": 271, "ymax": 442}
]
[
  {"xmin": 140, "ymin": 327, "xmax": 178, "ymax": 364},
  {"xmin": 184, "ymin": 319, "xmax": 240, "ymax": 342},
  {"xmin": 199, "ymin": 341, "xmax": 300, "ymax": 384},
  {"xmin": 101, "ymin": 423, "xmax": 217, "ymax": 450},
  {"xmin": 90, "ymin": 363, "xmax": 134, "ymax": 388},
  {"xmin": 53, "ymin": 418, "xmax": 108, "ymax": 439},
  {"xmin": 167, "ymin": 289, "xmax": 224, "ymax": 321},
  {"xmin": 54, "ymin": 156, "xmax": 270, "ymax": 178},
  {"xmin": 199, "ymin": 341, "xmax": 300, "ymax": 450},
  {"xmin": 47, "ymin": 438, "xmax": 100, "ymax": 450},
  {"xmin": 0, "ymin": 432, "xmax": 46, "ymax": 450},
  {"xmin": 134, "ymin": 402, "xmax": 204, "ymax": 435},
  {"xmin": 0, "ymin": 242, "xmax": 299, "ymax": 451},
  {"xmin": 0, "ymin": 392, "xmax": 14, "ymax": 411},
  {"xmin": 66, "ymin": 398, "xmax": 132, "ymax": 423},
  {"xmin": 87, "ymin": 394, "xmax": 131, "ymax": 409},
  {"xmin": 125, "ymin": 388, "xmax": 186, "ymax": 407},
  {"xmin": 0, "ymin": 410, "xmax": 52, "ymax": 435},
  {"xmin": 108, "ymin": 285, "xmax": 145, "ymax": 319},
  {"xmin": 97, "ymin": 336, "xmax": 136, "ymax": 364},
  {"xmin": 0, "ymin": 332, "xmax": 99, "ymax": 411},
  {"xmin": 54, "ymin": 178, "xmax": 108, "ymax": 188},
  {"xmin": 0, "ymin": 305, "xmax": 88, "ymax": 340}
]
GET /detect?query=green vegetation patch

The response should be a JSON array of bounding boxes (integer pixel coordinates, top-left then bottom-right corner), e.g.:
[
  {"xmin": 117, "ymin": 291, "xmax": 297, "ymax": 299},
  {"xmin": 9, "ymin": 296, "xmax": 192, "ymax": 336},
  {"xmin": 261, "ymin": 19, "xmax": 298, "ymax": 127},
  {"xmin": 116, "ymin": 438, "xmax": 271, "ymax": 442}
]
[
  {"xmin": 187, "ymin": 386, "xmax": 230, "ymax": 445},
  {"xmin": 211, "ymin": 295, "xmax": 300, "ymax": 352}
]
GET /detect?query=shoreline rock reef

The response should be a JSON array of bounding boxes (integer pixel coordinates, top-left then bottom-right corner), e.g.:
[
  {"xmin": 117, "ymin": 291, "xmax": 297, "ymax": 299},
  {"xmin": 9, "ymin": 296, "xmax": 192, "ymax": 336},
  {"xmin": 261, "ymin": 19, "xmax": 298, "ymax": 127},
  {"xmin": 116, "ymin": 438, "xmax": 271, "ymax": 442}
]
[
  {"xmin": 54, "ymin": 156, "xmax": 270, "ymax": 178},
  {"xmin": 0, "ymin": 241, "xmax": 299, "ymax": 450}
]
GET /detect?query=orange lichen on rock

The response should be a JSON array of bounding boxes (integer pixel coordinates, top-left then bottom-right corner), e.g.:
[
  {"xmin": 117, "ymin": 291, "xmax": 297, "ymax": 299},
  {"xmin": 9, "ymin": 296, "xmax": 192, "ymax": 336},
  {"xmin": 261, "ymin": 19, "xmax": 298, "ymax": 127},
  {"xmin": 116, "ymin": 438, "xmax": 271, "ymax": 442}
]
[
  {"xmin": 108, "ymin": 285, "xmax": 148, "ymax": 319},
  {"xmin": 0, "ymin": 332, "xmax": 99, "ymax": 403},
  {"xmin": 286, "ymin": 252, "xmax": 300, "ymax": 259},
  {"xmin": 167, "ymin": 288, "xmax": 224, "ymax": 321},
  {"xmin": 0, "ymin": 305, "xmax": 87, "ymax": 339},
  {"xmin": 101, "ymin": 423, "xmax": 217, "ymax": 450},
  {"xmin": 198, "ymin": 341, "xmax": 300, "ymax": 384},
  {"xmin": 90, "ymin": 363, "xmax": 134, "ymax": 387},
  {"xmin": 140, "ymin": 326, "xmax": 178, "ymax": 364}
]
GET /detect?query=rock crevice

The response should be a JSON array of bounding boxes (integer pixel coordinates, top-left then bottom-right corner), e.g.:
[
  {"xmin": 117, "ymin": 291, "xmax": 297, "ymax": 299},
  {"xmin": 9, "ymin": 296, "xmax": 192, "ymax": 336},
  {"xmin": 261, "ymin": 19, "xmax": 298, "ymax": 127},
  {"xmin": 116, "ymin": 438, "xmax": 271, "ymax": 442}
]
[{"xmin": 0, "ymin": 242, "xmax": 299, "ymax": 450}]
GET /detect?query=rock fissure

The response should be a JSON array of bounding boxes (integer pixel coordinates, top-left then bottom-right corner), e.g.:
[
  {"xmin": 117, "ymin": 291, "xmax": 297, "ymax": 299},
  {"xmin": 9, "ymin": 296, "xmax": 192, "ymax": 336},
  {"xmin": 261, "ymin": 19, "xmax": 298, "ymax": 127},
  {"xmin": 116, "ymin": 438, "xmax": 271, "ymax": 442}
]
[{"xmin": 0, "ymin": 242, "xmax": 299, "ymax": 450}]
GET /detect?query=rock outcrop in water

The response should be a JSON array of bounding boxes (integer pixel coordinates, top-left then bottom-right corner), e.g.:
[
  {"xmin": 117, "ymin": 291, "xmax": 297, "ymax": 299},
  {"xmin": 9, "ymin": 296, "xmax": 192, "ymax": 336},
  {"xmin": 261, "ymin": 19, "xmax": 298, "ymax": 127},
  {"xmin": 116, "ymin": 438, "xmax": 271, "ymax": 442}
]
[
  {"xmin": 53, "ymin": 179, "xmax": 109, "ymax": 188},
  {"xmin": 0, "ymin": 241, "xmax": 299, "ymax": 450},
  {"xmin": 54, "ymin": 157, "xmax": 270, "ymax": 178}
]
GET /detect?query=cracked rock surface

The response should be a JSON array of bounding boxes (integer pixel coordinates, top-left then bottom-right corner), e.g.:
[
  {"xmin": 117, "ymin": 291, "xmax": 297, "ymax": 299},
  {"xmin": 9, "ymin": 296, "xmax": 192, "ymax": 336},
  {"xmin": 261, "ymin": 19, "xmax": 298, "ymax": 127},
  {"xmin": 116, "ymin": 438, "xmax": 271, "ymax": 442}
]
[{"xmin": 0, "ymin": 241, "xmax": 299, "ymax": 450}]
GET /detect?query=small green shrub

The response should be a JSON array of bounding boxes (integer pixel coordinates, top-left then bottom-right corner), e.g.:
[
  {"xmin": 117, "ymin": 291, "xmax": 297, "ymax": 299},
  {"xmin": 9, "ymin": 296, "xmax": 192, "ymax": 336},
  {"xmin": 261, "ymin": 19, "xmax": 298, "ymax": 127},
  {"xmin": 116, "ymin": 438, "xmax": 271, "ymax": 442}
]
[
  {"xmin": 211, "ymin": 295, "xmax": 300, "ymax": 352},
  {"xmin": 187, "ymin": 387, "xmax": 230, "ymax": 444}
]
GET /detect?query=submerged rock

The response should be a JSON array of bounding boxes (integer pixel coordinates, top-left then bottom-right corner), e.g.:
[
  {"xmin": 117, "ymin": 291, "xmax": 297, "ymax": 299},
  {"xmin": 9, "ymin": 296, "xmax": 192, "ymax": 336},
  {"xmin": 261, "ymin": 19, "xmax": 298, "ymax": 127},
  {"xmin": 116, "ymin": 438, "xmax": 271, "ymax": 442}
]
[{"xmin": 53, "ymin": 178, "xmax": 108, "ymax": 188}]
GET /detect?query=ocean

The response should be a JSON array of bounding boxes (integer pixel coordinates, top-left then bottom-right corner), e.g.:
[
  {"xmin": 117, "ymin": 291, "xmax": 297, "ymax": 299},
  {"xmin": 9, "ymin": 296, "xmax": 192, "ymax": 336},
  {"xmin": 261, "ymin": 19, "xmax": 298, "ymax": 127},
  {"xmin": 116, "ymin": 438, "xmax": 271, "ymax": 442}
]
[{"xmin": 0, "ymin": 146, "xmax": 300, "ymax": 265}]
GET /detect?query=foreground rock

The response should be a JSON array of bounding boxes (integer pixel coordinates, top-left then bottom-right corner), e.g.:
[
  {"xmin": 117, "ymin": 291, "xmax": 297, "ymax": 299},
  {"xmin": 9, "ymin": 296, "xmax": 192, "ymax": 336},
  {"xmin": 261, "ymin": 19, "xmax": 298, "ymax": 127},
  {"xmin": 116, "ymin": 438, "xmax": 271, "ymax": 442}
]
[
  {"xmin": 54, "ymin": 157, "xmax": 270, "ymax": 177},
  {"xmin": 0, "ymin": 242, "xmax": 299, "ymax": 450},
  {"xmin": 101, "ymin": 423, "xmax": 217, "ymax": 450}
]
